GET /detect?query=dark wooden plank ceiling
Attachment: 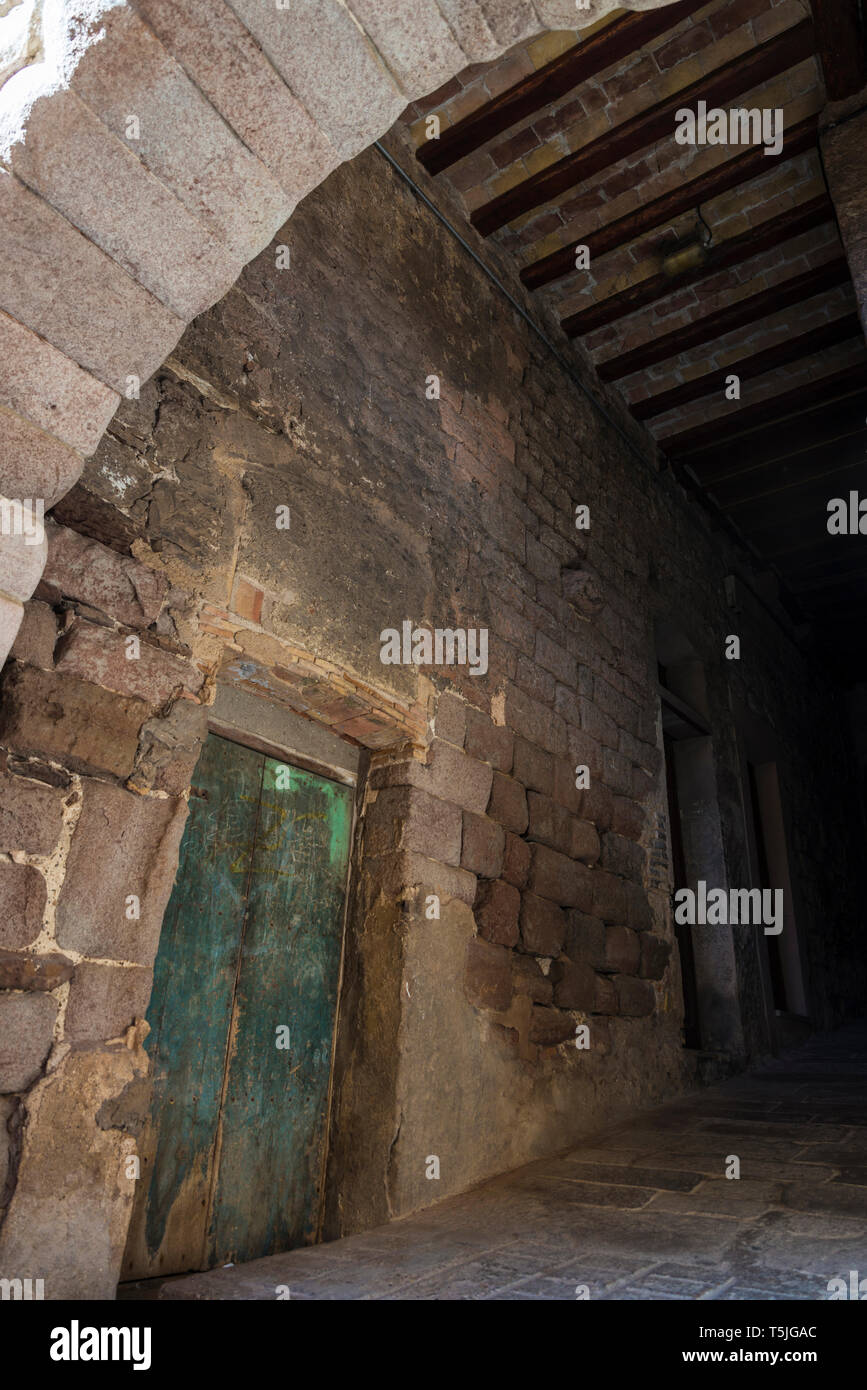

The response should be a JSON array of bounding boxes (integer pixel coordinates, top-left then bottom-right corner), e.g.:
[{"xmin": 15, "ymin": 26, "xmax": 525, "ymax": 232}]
[
  {"xmin": 560, "ymin": 193, "xmax": 832, "ymax": 333},
  {"xmin": 418, "ymin": 0, "xmax": 712, "ymax": 175},
  {"xmin": 409, "ymin": 0, "xmax": 867, "ymax": 682},
  {"xmin": 526, "ymin": 115, "xmax": 820, "ymax": 290},
  {"xmin": 471, "ymin": 19, "xmax": 815, "ymax": 235}
]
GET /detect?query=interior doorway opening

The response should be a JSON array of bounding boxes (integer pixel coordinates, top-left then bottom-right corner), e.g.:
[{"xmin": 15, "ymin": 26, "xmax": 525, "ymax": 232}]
[
  {"xmin": 659, "ymin": 665, "xmax": 711, "ymax": 1051},
  {"xmin": 742, "ymin": 750, "xmax": 809, "ymax": 1039},
  {"xmin": 656, "ymin": 621, "xmax": 744, "ymax": 1059}
]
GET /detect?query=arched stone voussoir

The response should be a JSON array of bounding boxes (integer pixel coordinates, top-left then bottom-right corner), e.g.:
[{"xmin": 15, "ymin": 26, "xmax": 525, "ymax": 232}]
[{"xmin": 0, "ymin": 500, "xmax": 49, "ymax": 663}]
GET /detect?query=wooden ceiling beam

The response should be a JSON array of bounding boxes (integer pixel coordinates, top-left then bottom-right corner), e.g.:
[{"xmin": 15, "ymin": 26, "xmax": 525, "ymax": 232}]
[
  {"xmin": 596, "ymin": 258, "xmax": 850, "ymax": 381},
  {"xmin": 792, "ymin": 591, "xmax": 867, "ymax": 615},
  {"xmin": 472, "ymin": 19, "xmax": 815, "ymax": 236},
  {"xmin": 660, "ymin": 364, "xmax": 867, "ymax": 456},
  {"xmin": 710, "ymin": 435, "xmax": 866, "ymax": 509},
  {"xmin": 788, "ymin": 562, "xmax": 867, "ymax": 595},
  {"xmin": 633, "ymin": 312, "xmax": 861, "ymax": 420},
  {"xmin": 728, "ymin": 480, "xmax": 861, "ymax": 539},
  {"xmin": 784, "ymin": 543, "xmax": 867, "ymax": 571},
  {"xmin": 758, "ymin": 549, "xmax": 867, "ymax": 619},
  {"xmin": 560, "ymin": 192, "xmax": 830, "ymax": 336},
  {"xmin": 691, "ymin": 390, "xmax": 867, "ymax": 480},
  {"xmin": 416, "ymin": 0, "xmax": 709, "ymax": 176},
  {"xmin": 764, "ymin": 533, "xmax": 865, "ymax": 566},
  {"xmin": 810, "ymin": 0, "xmax": 867, "ymax": 100},
  {"xmin": 525, "ymin": 117, "xmax": 819, "ymax": 292},
  {"xmin": 792, "ymin": 544, "xmax": 867, "ymax": 577}
]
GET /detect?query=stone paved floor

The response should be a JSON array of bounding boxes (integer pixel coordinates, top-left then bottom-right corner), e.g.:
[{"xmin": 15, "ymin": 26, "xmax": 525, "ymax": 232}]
[{"xmin": 153, "ymin": 1020, "xmax": 867, "ymax": 1301}]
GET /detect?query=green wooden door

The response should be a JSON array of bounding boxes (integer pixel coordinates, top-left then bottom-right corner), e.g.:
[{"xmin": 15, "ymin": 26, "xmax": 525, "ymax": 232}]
[{"xmin": 123, "ymin": 733, "xmax": 353, "ymax": 1279}]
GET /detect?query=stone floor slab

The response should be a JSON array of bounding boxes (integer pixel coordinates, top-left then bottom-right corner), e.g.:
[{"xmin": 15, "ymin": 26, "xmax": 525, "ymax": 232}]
[{"xmin": 151, "ymin": 1019, "xmax": 867, "ymax": 1302}]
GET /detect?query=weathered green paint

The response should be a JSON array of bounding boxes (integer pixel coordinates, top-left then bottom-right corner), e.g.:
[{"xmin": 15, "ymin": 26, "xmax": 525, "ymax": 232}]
[
  {"xmin": 123, "ymin": 734, "xmax": 353, "ymax": 1277},
  {"xmin": 209, "ymin": 762, "xmax": 353, "ymax": 1262}
]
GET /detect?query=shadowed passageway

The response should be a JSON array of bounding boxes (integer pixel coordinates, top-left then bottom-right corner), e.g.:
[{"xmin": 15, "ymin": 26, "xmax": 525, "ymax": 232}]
[{"xmin": 148, "ymin": 1020, "xmax": 867, "ymax": 1302}]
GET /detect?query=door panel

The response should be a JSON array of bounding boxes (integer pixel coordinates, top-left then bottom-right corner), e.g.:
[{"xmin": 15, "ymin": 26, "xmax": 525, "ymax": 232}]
[
  {"xmin": 208, "ymin": 760, "xmax": 353, "ymax": 1264},
  {"xmin": 122, "ymin": 735, "xmax": 352, "ymax": 1280}
]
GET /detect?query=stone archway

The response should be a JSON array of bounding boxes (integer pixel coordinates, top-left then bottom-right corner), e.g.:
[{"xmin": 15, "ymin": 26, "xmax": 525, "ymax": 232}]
[{"xmin": 0, "ymin": 0, "xmax": 683, "ymax": 668}]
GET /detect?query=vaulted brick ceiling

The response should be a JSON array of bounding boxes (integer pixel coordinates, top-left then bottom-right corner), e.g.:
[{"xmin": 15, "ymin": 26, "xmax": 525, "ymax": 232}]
[{"xmin": 405, "ymin": 0, "xmax": 867, "ymax": 680}]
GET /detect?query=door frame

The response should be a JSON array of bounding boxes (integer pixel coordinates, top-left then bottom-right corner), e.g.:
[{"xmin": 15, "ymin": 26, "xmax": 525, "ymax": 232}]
[
  {"xmin": 206, "ymin": 719, "xmax": 358, "ymax": 790},
  {"xmin": 733, "ymin": 699, "xmax": 811, "ymax": 1053},
  {"xmin": 125, "ymin": 721, "xmax": 360, "ymax": 1275}
]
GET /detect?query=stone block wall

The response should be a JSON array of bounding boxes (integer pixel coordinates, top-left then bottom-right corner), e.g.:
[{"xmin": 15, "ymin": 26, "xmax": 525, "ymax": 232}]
[{"xmin": 0, "ymin": 525, "xmax": 203, "ymax": 1297}]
